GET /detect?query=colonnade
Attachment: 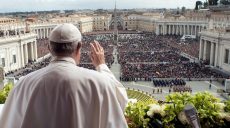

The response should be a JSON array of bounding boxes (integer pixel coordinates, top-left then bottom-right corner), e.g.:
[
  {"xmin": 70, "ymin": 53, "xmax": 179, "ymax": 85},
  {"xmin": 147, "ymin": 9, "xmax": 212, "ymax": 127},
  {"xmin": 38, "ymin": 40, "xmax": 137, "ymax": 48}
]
[
  {"xmin": 19, "ymin": 41, "xmax": 38, "ymax": 67},
  {"xmin": 199, "ymin": 39, "xmax": 221, "ymax": 67},
  {"xmin": 157, "ymin": 23, "xmax": 206, "ymax": 36},
  {"xmin": 35, "ymin": 27, "xmax": 54, "ymax": 39}
]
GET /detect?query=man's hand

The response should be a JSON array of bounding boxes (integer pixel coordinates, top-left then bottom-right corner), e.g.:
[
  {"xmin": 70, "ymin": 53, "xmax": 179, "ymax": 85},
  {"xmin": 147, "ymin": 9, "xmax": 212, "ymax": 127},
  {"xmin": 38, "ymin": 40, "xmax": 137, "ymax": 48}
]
[{"xmin": 90, "ymin": 40, "xmax": 105, "ymax": 67}]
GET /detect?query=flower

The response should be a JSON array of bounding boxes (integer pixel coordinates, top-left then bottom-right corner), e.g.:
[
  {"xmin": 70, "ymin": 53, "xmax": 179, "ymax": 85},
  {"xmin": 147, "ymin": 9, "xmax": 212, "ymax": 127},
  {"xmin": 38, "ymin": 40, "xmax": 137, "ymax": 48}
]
[
  {"xmin": 217, "ymin": 112, "xmax": 226, "ymax": 119},
  {"xmin": 147, "ymin": 104, "xmax": 165, "ymax": 117},
  {"xmin": 217, "ymin": 112, "xmax": 230, "ymax": 121},
  {"xmin": 128, "ymin": 99, "xmax": 137, "ymax": 104},
  {"xmin": 225, "ymin": 113, "xmax": 230, "ymax": 122},
  {"xmin": 215, "ymin": 103, "xmax": 226, "ymax": 111}
]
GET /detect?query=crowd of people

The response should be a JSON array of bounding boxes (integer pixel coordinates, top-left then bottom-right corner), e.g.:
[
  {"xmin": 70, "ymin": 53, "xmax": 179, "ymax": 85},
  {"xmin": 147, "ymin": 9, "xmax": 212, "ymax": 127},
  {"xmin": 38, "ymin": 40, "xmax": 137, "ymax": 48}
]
[
  {"xmin": 5, "ymin": 34, "xmax": 115, "ymax": 78},
  {"xmin": 4, "ymin": 32, "xmax": 227, "ymax": 81},
  {"xmin": 118, "ymin": 33, "xmax": 225, "ymax": 81},
  {"xmin": 153, "ymin": 79, "xmax": 186, "ymax": 87},
  {"xmin": 120, "ymin": 62, "xmax": 224, "ymax": 80},
  {"xmin": 152, "ymin": 79, "xmax": 192, "ymax": 93},
  {"xmin": 171, "ymin": 86, "xmax": 192, "ymax": 93},
  {"xmin": 5, "ymin": 57, "xmax": 51, "ymax": 79},
  {"xmin": 37, "ymin": 38, "xmax": 50, "ymax": 58},
  {"xmin": 119, "ymin": 51, "xmax": 189, "ymax": 64},
  {"xmin": 164, "ymin": 35, "xmax": 200, "ymax": 58},
  {"xmin": 79, "ymin": 34, "xmax": 114, "ymax": 68}
]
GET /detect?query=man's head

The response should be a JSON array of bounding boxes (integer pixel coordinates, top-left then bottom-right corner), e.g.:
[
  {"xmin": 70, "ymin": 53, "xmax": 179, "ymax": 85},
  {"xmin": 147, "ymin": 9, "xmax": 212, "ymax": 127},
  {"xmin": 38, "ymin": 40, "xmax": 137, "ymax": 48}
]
[{"xmin": 49, "ymin": 23, "xmax": 82, "ymax": 64}]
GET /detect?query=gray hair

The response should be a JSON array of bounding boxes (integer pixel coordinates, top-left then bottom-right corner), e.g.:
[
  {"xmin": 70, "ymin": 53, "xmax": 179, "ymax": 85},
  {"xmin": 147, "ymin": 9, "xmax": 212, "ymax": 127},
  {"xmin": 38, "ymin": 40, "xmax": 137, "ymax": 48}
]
[{"xmin": 49, "ymin": 41, "xmax": 79, "ymax": 56}]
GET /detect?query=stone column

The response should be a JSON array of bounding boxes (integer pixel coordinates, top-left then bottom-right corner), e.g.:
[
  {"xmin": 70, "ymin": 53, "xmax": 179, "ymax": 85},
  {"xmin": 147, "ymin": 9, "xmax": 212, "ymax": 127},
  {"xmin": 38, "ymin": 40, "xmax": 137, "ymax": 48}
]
[
  {"xmin": 169, "ymin": 25, "xmax": 171, "ymax": 35},
  {"xmin": 163, "ymin": 25, "xmax": 166, "ymax": 35},
  {"xmin": 39, "ymin": 29, "xmax": 42, "ymax": 39},
  {"xmin": 30, "ymin": 42, "xmax": 34, "ymax": 61},
  {"xmin": 43, "ymin": 29, "xmax": 45, "ymax": 38},
  {"xmin": 218, "ymin": 44, "xmax": 223, "ymax": 67},
  {"xmin": 178, "ymin": 25, "xmax": 180, "ymax": 35},
  {"xmin": 40, "ymin": 29, "xmax": 43, "ymax": 39},
  {"xmin": 20, "ymin": 44, "xmax": 25, "ymax": 67},
  {"xmin": 16, "ymin": 46, "xmax": 21, "ymax": 68},
  {"xmin": 33, "ymin": 41, "xmax": 38, "ymax": 60},
  {"xmin": 48, "ymin": 28, "xmax": 51, "ymax": 36},
  {"xmin": 46, "ymin": 28, "xmax": 48, "ymax": 38},
  {"xmin": 156, "ymin": 25, "xmax": 159, "ymax": 35},
  {"xmin": 24, "ymin": 43, "xmax": 28, "ymax": 64},
  {"xmin": 5, "ymin": 48, "xmax": 10, "ymax": 71},
  {"xmin": 210, "ymin": 42, "xmax": 214, "ymax": 66},
  {"xmin": 203, "ymin": 40, "xmax": 207, "ymax": 60},
  {"xmin": 172, "ymin": 25, "xmax": 175, "ymax": 34},
  {"xmin": 44, "ymin": 28, "xmax": 46, "ymax": 38},
  {"xmin": 199, "ymin": 39, "xmax": 203, "ymax": 60},
  {"xmin": 214, "ymin": 43, "xmax": 218, "ymax": 67},
  {"xmin": 195, "ymin": 25, "xmax": 197, "ymax": 36},
  {"xmin": 186, "ymin": 25, "xmax": 189, "ymax": 35},
  {"xmin": 162, "ymin": 25, "xmax": 164, "ymax": 35},
  {"xmin": 175, "ymin": 25, "xmax": 178, "ymax": 35},
  {"xmin": 185, "ymin": 25, "xmax": 187, "ymax": 35}
]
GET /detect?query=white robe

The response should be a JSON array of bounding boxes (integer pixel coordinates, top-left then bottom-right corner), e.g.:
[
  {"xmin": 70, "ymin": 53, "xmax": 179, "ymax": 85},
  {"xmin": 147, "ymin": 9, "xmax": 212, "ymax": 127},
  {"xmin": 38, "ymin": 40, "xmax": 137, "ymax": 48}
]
[{"xmin": 0, "ymin": 57, "xmax": 128, "ymax": 128}]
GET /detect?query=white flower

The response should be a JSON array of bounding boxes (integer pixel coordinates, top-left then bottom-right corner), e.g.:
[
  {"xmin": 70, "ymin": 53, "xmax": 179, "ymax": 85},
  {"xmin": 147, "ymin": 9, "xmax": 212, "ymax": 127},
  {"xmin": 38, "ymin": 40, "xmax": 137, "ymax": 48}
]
[
  {"xmin": 128, "ymin": 99, "xmax": 137, "ymax": 104},
  {"xmin": 217, "ymin": 112, "xmax": 227, "ymax": 119},
  {"xmin": 224, "ymin": 113, "xmax": 230, "ymax": 122},
  {"xmin": 147, "ymin": 108, "xmax": 155, "ymax": 117},
  {"xmin": 178, "ymin": 112, "xmax": 189, "ymax": 125},
  {"xmin": 147, "ymin": 104, "xmax": 165, "ymax": 117},
  {"xmin": 215, "ymin": 103, "xmax": 226, "ymax": 111}
]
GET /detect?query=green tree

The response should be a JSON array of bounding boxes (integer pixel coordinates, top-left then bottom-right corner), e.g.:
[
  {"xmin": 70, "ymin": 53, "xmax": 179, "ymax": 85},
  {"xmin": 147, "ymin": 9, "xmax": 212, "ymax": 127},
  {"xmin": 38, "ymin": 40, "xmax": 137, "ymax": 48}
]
[
  {"xmin": 181, "ymin": 6, "xmax": 186, "ymax": 14},
  {"xmin": 208, "ymin": 0, "xmax": 219, "ymax": 5},
  {"xmin": 203, "ymin": 1, "xmax": 209, "ymax": 8},
  {"xmin": 195, "ymin": 1, "xmax": 203, "ymax": 10},
  {"xmin": 220, "ymin": 0, "xmax": 230, "ymax": 5}
]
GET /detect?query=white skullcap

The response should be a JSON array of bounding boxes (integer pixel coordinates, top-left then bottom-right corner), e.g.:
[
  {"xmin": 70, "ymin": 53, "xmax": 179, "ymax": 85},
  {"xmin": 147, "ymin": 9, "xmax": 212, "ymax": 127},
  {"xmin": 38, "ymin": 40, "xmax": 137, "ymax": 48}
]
[{"xmin": 49, "ymin": 23, "xmax": 82, "ymax": 43}]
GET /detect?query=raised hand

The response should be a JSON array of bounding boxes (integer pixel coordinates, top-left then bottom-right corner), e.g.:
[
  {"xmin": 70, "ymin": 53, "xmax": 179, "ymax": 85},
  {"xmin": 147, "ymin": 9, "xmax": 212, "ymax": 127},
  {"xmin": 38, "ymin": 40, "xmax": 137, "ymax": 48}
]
[{"xmin": 90, "ymin": 40, "xmax": 105, "ymax": 67}]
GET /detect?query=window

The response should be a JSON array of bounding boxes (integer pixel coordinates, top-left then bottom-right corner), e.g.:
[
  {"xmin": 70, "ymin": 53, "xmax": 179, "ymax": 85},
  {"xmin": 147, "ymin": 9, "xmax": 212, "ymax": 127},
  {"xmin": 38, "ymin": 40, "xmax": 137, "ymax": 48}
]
[
  {"xmin": 1, "ymin": 58, "xmax": 5, "ymax": 67},
  {"xmin": 224, "ymin": 49, "xmax": 229, "ymax": 64},
  {"xmin": 13, "ymin": 55, "xmax": 16, "ymax": 63}
]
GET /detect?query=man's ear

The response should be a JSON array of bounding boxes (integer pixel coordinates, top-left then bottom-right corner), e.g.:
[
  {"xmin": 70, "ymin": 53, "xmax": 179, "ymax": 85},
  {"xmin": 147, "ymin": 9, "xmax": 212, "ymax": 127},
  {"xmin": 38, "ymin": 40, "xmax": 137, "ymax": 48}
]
[{"xmin": 76, "ymin": 42, "xmax": 82, "ymax": 55}]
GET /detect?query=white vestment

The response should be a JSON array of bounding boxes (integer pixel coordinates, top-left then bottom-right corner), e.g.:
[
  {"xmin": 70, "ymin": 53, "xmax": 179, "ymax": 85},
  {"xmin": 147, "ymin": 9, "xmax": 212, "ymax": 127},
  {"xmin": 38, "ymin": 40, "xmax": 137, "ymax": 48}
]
[{"xmin": 0, "ymin": 57, "xmax": 128, "ymax": 128}]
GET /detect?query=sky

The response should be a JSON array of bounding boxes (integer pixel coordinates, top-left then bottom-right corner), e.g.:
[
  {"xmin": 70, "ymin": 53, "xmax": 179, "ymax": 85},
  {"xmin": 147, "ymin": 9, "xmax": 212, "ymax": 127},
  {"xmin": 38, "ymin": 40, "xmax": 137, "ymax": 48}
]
[{"xmin": 0, "ymin": 0, "xmax": 207, "ymax": 13}]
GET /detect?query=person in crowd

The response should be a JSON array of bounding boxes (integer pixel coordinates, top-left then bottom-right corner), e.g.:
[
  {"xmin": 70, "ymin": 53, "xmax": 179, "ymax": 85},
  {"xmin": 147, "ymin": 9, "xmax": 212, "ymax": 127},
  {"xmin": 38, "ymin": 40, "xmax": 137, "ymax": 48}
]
[
  {"xmin": 209, "ymin": 79, "xmax": 212, "ymax": 89},
  {"xmin": 0, "ymin": 23, "xmax": 128, "ymax": 128}
]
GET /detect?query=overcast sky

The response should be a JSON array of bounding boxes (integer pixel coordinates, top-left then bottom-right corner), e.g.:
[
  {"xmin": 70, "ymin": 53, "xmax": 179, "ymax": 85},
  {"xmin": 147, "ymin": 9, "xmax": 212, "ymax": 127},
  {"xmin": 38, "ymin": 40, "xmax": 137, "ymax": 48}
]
[{"xmin": 0, "ymin": 0, "xmax": 207, "ymax": 12}]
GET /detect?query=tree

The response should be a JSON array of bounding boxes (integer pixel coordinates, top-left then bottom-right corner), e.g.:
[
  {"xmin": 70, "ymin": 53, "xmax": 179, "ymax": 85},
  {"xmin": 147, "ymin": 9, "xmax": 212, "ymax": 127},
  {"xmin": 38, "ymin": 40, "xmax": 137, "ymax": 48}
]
[
  {"xmin": 203, "ymin": 1, "xmax": 209, "ymax": 8},
  {"xmin": 195, "ymin": 1, "xmax": 203, "ymax": 10},
  {"xmin": 181, "ymin": 6, "xmax": 186, "ymax": 14},
  {"xmin": 208, "ymin": 0, "xmax": 219, "ymax": 5},
  {"xmin": 220, "ymin": 0, "xmax": 230, "ymax": 5}
]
